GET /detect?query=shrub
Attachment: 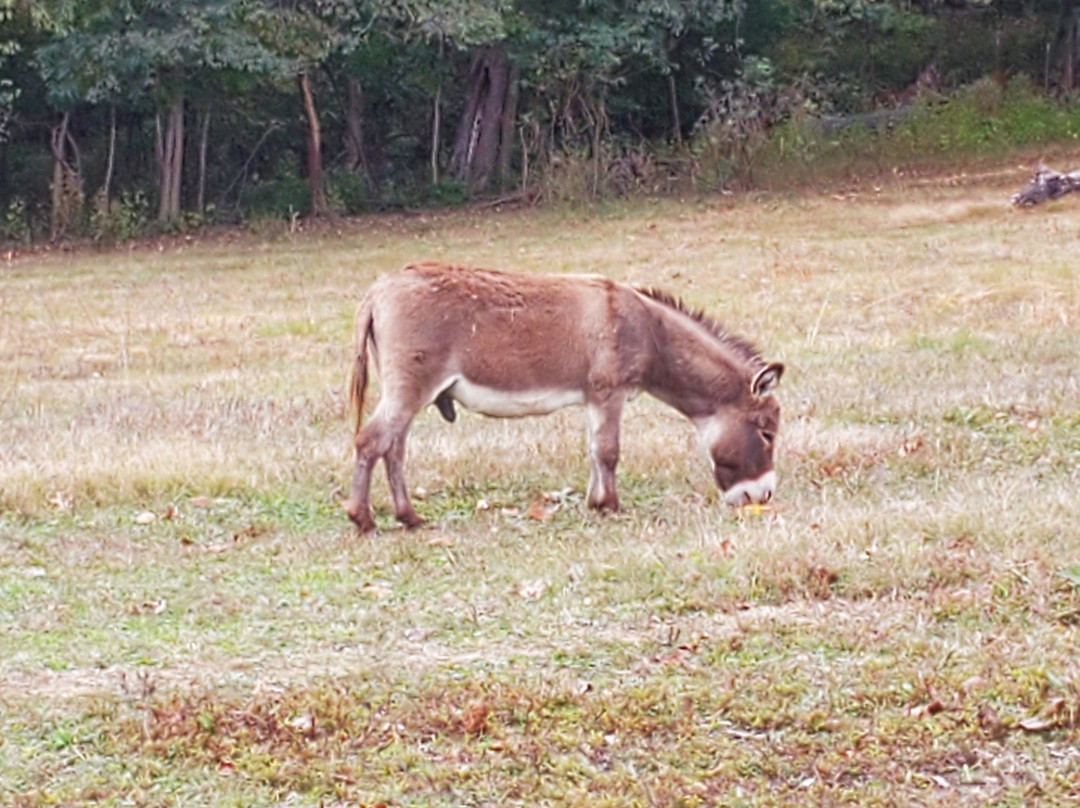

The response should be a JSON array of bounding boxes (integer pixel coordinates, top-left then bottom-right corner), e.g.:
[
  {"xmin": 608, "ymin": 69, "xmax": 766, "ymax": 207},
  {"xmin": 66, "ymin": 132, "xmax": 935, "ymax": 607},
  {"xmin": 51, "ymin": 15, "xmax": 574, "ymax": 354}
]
[
  {"xmin": 87, "ymin": 189, "xmax": 150, "ymax": 245},
  {"xmin": 426, "ymin": 179, "xmax": 467, "ymax": 207},
  {"xmin": 239, "ymin": 177, "xmax": 311, "ymax": 220},
  {"xmin": 0, "ymin": 197, "xmax": 30, "ymax": 245},
  {"xmin": 327, "ymin": 170, "xmax": 370, "ymax": 215},
  {"xmin": 711, "ymin": 75, "xmax": 1080, "ymax": 189}
]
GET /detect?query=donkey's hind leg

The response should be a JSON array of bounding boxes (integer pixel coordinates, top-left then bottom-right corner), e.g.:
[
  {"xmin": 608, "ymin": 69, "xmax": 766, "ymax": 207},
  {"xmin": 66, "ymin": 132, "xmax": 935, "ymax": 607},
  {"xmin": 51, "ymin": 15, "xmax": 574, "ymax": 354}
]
[
  {"xmin": 385, "ymin": 432, "xmax": 423, "ymax": 529},
  {"xmin": 345, "ymin": 408, "xmax": 412, "ymax": 534}
]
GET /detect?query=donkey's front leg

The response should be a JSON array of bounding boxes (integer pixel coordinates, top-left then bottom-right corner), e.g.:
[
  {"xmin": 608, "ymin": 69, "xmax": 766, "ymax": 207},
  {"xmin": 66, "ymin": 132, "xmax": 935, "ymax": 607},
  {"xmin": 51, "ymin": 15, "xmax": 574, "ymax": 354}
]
[
  {"xmin": 385, "ymin": 433, "xmax": 424, "ymax": 529},
  {"xmin": 585, "ymin": 396, "xmax": 623, "ymax": 512}
]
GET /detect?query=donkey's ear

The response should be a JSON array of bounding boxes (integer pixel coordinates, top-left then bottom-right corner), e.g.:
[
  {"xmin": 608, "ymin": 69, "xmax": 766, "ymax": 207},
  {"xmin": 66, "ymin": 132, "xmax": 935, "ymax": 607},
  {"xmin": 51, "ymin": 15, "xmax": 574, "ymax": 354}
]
[{"xmin": 751, "ymin": 362, "xmax": 784, "ymax": 397}]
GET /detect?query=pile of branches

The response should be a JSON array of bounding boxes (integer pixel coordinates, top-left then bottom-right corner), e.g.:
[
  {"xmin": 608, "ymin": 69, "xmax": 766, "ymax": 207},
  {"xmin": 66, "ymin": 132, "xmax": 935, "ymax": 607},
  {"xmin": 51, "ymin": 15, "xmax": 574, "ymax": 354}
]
[{"xmin": 1010, "ymin": 164, "xmax": 1080, "ymax": 207}]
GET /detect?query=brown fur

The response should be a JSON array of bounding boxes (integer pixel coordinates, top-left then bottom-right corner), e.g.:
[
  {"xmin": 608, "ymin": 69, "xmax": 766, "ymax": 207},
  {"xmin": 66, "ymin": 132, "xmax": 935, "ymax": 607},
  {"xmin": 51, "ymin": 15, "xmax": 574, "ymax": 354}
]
[{"xmin": 344, "ymin": 263, "xmax": 784, "ymax": 533}]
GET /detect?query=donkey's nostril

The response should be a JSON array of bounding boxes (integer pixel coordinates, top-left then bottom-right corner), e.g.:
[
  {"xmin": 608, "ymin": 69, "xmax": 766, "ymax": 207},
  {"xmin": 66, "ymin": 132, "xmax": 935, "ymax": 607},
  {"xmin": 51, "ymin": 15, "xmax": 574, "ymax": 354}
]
[{"xmin": 763, "ymin": 489, "xmax": 773, "ymax": 503}]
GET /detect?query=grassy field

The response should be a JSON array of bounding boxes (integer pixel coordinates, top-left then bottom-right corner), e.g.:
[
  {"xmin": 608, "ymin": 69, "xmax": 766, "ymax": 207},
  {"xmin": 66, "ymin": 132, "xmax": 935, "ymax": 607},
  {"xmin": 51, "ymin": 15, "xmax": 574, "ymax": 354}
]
[{"xmin": 2, "ymin": 164, "xmax": 1079, "ymax": 806}]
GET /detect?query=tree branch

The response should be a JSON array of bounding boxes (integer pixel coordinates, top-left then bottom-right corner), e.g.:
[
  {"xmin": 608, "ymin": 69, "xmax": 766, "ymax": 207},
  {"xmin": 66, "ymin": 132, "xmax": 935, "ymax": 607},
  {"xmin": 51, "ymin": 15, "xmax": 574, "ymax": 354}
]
[{"xmin": 1011, "ymin": 164, "xmax": 1080, "ymax": 207}]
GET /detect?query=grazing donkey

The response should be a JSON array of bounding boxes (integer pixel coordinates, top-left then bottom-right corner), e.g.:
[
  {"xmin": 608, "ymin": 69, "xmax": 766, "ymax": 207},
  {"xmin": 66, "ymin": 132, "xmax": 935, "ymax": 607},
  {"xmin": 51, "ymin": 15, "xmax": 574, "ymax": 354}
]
[{"xmin": 345, "ymin": 263, "xmax": 783, "ymax": 533}]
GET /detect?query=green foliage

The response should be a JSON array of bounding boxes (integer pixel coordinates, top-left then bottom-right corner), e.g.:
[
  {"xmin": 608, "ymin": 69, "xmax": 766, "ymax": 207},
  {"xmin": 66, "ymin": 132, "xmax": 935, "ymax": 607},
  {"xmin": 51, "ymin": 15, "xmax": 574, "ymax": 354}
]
[
  {"xmin": 36, "ymin": 0, "xmax": 286, "ymax": 110},
  {"xmin": 691, "ymin": 55, "xmax": 780, "ymax": 189},
  {"xmin": 425, "ymin": 178, "xmax": 467, "ymax": 207},
  {"xmin": 2, "ymin": 0, "xmax": 1080, "ymax": 232},
  {"xmin": 710, "ymin": 77, "xmax": 1080, "ymax": 189},
  {"xmin": 0, "ymin": 197, "xmax": 30, "ymax": 244},
  {"xmin": 239, "ymin": 176, "xmax": 310, "ymax": 219},
  {"xmin": 87, "ymin": 189, "xmax": 150, "ymax": 245},
  {"xmin": 901, "ymin": 76, "xmax": 1080, "ymax": 155},
  {"xmin": 327, "ymin": 169, "xmax": 370, "ymax": 215}
]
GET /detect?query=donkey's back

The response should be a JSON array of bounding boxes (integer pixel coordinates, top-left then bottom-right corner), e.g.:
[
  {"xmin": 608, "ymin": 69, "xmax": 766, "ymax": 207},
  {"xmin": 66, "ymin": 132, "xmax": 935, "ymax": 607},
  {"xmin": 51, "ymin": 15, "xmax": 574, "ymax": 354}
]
[{"xmin": 362, "ymin": 263, "xmax": 652, "ymax": 417}]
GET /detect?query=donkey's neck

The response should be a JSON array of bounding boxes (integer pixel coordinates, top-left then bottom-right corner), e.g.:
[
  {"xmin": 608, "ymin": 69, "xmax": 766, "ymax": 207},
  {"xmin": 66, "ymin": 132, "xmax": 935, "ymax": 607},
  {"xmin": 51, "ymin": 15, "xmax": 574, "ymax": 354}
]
[{"xmin": 638, "ymin": 294, "xmax": 757, "ymax": 418}]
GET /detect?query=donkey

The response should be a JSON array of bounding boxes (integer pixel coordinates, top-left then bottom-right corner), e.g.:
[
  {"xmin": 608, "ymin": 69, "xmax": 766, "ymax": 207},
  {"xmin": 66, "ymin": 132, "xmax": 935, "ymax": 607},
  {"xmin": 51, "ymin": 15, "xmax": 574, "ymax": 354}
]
[{"xmin": 344, "ymin": 262, "xmax": 783, "ymax": 533}]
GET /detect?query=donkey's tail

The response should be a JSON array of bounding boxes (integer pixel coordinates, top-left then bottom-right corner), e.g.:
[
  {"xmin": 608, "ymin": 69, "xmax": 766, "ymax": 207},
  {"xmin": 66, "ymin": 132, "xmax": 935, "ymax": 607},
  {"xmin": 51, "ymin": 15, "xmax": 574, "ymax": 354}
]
[{"xmin": 349, "ymin": 293, "xmax": 375, "ymax": 441}]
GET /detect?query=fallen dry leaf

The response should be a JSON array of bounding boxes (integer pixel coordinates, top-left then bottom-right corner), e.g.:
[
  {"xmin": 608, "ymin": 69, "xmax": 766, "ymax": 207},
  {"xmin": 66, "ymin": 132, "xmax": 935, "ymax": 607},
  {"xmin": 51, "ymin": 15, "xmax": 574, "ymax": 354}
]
[
  {"xmin": 711, "ymin": 538, "xmax": 734, "ymax": 559},
  {"xmin": 907, "ymin": 700, "xmax": 945, "ymax": 719},
  {"xmin": 976, "ymin": 705, "xmax": 1006, "ymax": 739},
  {"xmin": 426, "ymin": 533, "xmax": 455, "ymax": 548},
  {"xmin": 49, "ymin": 491, "xmax": 73, "ymax": 511},
  {"xmin": 359, "ymin": 582, "xmax": 393, "ymax": 599},
  {"xmin": 515, "ymin": 578, "xmax": 549, "ymax": 601},
  {"xmin": 127, "ymin": 599, "xmax": 167, "ymax": 616},
  {"xmin": 133, "ymin": 510, "xmax": 156, "ymax": 525},
  {"xmin": 1019, "ymin": 698, "xmax": 1066, "ymax": 732},
  {"xmin": 654, "ymin": 646, "xmax": 696, "ymax": 668},
  {"xmin": 524, "ymin": 496, "xmax": 554, "ymax": 522},
  {"xmin": 289, "ymin": 713, "xmax": 315, "ymax": 735},
  {"xmin": 898, "ymin": 436, "xmax": 924, "ymax": 457},
  {"xmin": 189, "ymin": 496, "xmax": 213, "ymax": 509},
  {"xmin": 462, "ymin": 700, "xmax": 489, "ymax": 735},
  {"xmin": 959, "ymin": 675, "xmax": 986, "ymax": 697}
]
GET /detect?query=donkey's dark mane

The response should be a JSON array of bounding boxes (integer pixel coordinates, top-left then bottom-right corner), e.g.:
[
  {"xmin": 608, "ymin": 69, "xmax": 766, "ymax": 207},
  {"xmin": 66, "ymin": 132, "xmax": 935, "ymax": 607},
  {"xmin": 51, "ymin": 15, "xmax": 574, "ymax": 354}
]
[{"xmin": 637, "ymin": 287, "xmax": 763, "ymax": 367}]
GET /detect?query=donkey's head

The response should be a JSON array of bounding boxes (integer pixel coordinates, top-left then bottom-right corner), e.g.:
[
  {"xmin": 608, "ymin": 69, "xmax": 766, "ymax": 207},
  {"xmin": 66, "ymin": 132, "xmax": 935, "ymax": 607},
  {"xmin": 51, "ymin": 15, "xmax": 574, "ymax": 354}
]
[{"xmin": 696, "ymin": 362, "xmax": 784, "ymax": 507}]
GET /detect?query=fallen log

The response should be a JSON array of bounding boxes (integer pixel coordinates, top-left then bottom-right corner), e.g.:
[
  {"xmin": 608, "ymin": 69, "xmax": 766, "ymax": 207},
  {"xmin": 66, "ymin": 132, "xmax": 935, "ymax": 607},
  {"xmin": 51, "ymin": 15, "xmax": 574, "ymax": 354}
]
[{"xmin": 1010, "ymin": 164, "xmax": 1080, "ymax": 207}]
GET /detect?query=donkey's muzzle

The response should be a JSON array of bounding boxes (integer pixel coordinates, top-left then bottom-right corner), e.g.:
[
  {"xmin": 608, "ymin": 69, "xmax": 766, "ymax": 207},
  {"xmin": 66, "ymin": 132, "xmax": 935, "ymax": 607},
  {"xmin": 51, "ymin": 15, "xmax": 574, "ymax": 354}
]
[{"xmin": 722, "ymin": 470, "xmax": 777, "ymax": 507}]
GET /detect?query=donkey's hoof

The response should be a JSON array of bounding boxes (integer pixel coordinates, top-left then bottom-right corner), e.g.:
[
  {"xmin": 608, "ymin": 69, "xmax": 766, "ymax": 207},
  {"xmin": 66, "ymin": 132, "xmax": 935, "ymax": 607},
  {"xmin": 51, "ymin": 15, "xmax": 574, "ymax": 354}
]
[
  {"xmin": 344, "ymin": 503, "xmax": 376, "ymax": 534},
  {"xmin": 587, "ymin": 496, "xmax": 620, "ymax": 514},
  {"xmin": 397, "ymin": 512, "xmax": 425, "ymax": 530},
  {"xmin": 351, "ymin": 517, "xmax": 377, "ymax": 535}
]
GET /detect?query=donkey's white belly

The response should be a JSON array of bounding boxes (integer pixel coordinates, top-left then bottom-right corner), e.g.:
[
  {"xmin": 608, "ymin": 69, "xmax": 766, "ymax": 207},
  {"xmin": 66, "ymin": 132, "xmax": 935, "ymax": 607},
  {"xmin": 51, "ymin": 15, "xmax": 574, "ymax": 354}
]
[{"xmin": 445, "ymin": 377, "xmax": 585, "ymax": 417}]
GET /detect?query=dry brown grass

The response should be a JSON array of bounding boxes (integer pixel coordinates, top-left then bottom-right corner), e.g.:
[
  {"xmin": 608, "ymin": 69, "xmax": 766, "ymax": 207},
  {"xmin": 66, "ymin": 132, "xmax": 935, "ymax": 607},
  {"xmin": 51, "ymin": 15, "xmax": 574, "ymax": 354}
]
[{"xmin": 2, "ymin": 172, "xmax": 1079, "ymax": 806}]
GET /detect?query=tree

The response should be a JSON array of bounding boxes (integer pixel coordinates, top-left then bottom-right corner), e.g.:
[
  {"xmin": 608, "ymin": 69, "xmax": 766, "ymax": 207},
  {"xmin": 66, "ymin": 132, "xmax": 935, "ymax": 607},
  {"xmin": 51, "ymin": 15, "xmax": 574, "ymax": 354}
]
[
  {"xmin": 4, "ymin": 0, "xmax": 86, "ymax": 237},
  {"xmin": 448, "ymin": 44, "xmax": 517, "ymax": 191},
  {"xmin": 251, "ymin": 0, "xmax": 341, "ymax": 217},
  {"xmin": 398, "ymin": 0, "xmax": 512, "ymax": 192},
  {"xmin": 37, "ymin": 0, "xmax": 282, "ymax": 224}
]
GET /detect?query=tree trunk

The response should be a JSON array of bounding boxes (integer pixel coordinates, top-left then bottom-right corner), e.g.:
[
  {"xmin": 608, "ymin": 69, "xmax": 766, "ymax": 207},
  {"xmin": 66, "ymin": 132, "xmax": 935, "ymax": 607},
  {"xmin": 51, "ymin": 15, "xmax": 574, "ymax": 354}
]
[
  {"xmin": 668, "ymin": 73, "xmax": 682, "ymax": 144},
  {"xmin": 102, "ymin": 106, "xmax": 117, "ymax": 211},
  {"xmin": 298, "ymin": 66, "xmax": 328, "ymax": 218},
  {"xmin": 49, "ymin": 111, "xmax": 83, "ymax": 241},
  {"xmin": 197, "ymin": 106, "xmax": 210, "ymax": 214},
  {"xmin": 1068, "ymin": 10, "xmax": 1077, "ymax": 89},
  {"xmin": 431, "ymin": 33, "xmax": 445, "ymax": 186},
  {"xmin": 497, "ymin": 60, "xmax": 519, "ymax": 189},
  {"xmin": 343, "ymin": 75, "xmax": 373, "ymax": 188},
  {"xmin": 155, "ymin": 95, "xmax": 184, "ymax": 223},
  {"xmin": 1055, "ymin": 0, "xmax": 1078, "ymax": 89},
  {"xmin": 449, "ymin": 46, "xmax": 516, "ymax": 193},
  {"xmin": 432, "ymin": 82, "xmax": 442, "ymax": 185}
]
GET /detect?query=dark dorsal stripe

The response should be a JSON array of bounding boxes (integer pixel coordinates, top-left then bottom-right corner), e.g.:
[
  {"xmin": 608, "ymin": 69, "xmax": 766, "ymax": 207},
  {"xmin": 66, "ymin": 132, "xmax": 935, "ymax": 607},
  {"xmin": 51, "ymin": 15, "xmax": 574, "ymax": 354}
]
[{"xmin": 636, "ymin": 287, "xmax": 763, "ymax": 369}]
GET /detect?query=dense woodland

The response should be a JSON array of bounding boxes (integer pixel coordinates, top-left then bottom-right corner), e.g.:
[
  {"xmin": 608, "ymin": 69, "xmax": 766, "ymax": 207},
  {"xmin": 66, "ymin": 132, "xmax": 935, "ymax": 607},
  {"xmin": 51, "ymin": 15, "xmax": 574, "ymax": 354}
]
[{"xmin": 1, "ymin": 0, "xmax": 1078, "ymax": 242}]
